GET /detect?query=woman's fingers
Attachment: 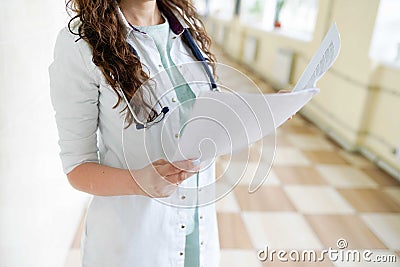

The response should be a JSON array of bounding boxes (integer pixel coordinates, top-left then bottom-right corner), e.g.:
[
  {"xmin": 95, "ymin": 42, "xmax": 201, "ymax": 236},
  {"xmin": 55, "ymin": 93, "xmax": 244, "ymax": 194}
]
[
  {"xmin": 172, "ymin": 159, "xmax": 196, "ymax": 170},
  {"xmin": 152, "ymin": 159, "xmax": 168, "ymax": 166},
  {"xmin": 155, "ymin": 163, "xmax": 181, "ymax": 176},
  {"xmin": 165, "ymin": 171, "xmax": 196, "ymax": 185},
  {"xmin": 155, "ymin": 160, "xmax": 197, "ymax": 176},
  {"xmin": 149, "ymin": 159, "xmax": 200, "ymax": 191},
  {"xmin": 134, "ymin": 159, "xmax": 200, "ymax": 198}
]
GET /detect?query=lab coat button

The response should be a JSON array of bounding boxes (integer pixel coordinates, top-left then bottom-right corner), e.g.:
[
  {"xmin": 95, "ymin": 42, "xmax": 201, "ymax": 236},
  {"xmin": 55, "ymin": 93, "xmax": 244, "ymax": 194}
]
[
  {"xmin": 172, "ymin": 97, "xmax": 177, "ymax": 102},
  {"xmin": 181, "ymin": 195, "xmax": 186, "ymax": 200},
  {"xmin": 180, "ymin": 224, "xmax": 186, "ymax": 229},
  {"xmin": 158, "ymin": 64, "xmax": 163, "ymax": 68},
  {"xmin": 179, "ymin": 251, "xmax": 184, "ymax": 256},
  {"xmin": 175, "ymin": 133, "xmax": 179, "ymax": 138},
  {"xmin": 200, "ymin": 241, "xmax": 204, "ymax": 246},
  {"xmin": 199, "ymin": 215, "xmax": 203, "ymax": 220}
]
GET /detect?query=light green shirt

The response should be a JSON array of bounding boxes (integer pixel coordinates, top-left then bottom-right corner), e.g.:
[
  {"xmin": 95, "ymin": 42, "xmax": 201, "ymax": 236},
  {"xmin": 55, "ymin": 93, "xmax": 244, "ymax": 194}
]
[
  {"xmin": 136, "ymin": 18, "xmax": 199, "ymax": 236},
  {"xmin": 135, "ymin": 18, "xmax": 196, "ymax": 125}
]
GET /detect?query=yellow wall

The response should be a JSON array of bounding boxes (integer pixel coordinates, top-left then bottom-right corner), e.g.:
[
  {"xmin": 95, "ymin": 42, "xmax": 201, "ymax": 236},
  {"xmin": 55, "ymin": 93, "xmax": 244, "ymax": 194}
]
[{"xmin": 206, "ymin": 0, "xmax": 400, "ymax": 177}]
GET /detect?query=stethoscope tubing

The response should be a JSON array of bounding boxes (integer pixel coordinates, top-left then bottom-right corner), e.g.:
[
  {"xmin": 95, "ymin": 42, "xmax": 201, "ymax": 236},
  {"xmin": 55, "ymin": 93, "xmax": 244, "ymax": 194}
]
[{"xmin": 119, "ymin": 28, "xmax": 218, "ymax": 130}]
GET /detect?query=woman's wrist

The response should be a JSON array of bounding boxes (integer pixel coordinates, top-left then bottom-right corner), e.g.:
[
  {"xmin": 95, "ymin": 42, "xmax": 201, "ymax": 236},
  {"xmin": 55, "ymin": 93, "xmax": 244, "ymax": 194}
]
[{"xmin": 124, "ymin": 169, "xmax": 146, "ymax": 196}]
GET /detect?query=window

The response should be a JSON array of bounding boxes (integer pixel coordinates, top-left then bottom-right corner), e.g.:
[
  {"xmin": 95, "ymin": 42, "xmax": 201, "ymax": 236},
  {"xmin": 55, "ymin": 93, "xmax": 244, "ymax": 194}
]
[
  {"xmin": 278, "ymin": 0, "xmax": 318, "ymax": 39},
  {"xmin": 370, "ymin": 0, "xmax": 400, "ymax": 67},
  {"xmin": 240, "ymin": 0, "xmax": 318, "ymax": 41},
  {"xmin": 193, "ymin": 0, "xmax": 235, "ymax": 20},
  {"xmin": 240, "ymin": 0, "xmax": 276, "ymax": 29}
]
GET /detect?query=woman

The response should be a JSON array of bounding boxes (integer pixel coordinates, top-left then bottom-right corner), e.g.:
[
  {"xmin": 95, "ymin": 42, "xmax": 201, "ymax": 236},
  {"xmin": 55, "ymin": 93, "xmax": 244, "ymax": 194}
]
[{"xmin": 49, "ymin": 0, "xmax": 220, "ymax": 266}]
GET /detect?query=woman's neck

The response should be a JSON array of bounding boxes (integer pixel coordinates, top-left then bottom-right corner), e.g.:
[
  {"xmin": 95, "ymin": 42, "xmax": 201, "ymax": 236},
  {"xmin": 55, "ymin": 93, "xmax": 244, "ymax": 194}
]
[{"xmin": 119, "ymin": 0, "xmax": 164, "ymax": 26}]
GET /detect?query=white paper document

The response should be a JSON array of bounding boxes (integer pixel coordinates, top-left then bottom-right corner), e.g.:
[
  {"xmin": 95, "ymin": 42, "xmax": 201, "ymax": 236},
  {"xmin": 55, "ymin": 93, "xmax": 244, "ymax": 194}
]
[
  {"xmin": 173, "ymin": 88, "xmax": 320, "ymax": 162},
  {"xmin": 292, "ymin": 23, "xmax": 341, "ymax": 92},
  {"xmin": 173, "ymin": 24, "xmax": 341, "ymax": 162}
]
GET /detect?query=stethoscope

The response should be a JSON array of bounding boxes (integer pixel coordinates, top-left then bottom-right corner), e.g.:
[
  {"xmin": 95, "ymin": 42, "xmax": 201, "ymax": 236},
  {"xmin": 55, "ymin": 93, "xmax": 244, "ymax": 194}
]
[{"xmin": 118, "ymin": 28, "xmax": 219, "ymax": 130}]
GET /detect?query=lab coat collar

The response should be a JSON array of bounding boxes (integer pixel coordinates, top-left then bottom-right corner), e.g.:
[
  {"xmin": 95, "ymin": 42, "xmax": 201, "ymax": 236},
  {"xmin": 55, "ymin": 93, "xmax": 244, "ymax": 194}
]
[{"xmin": 116, "ymin": 4, "xmax": 188, "ymax": 38}]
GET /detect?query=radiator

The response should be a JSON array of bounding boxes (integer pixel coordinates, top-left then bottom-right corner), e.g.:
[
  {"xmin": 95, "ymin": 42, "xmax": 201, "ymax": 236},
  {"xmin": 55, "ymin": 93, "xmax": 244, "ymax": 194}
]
[
  {"xmin": 272, "ymin": 48, "xmax": 294, "ymax": 87},
  {"xmin": 243, "ymin": 35, "xmax": 259, "ymax": 64},
  {"xmin": 216, "ymin": 25, "xmax": 228, "ymax": 45}
]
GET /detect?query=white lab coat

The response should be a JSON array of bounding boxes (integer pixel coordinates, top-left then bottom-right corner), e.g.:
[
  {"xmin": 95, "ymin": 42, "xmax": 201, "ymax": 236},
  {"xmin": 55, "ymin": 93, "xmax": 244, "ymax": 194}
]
[{"xmin": 49, "ymin": 8, "xmax": 220, "ymax": 267}]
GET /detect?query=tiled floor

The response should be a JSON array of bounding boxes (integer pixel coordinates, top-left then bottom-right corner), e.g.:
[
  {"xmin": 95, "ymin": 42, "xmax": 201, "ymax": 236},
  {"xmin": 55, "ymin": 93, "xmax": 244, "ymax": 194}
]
[{"xmin": 64, "ymin": 50, "xmax": 400, "ymax": 266}]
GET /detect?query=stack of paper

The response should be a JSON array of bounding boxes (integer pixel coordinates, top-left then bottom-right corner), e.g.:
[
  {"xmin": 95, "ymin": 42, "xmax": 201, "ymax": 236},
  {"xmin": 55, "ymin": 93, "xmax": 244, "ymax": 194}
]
[{"xmin": 173, "ymin": 24, "xmax": 341, "ymax": 166}]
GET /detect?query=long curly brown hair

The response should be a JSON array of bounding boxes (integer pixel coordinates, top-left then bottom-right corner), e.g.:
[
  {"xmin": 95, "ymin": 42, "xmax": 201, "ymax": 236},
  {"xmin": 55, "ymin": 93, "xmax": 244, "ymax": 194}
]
[{"xmin": 66, "ymin": 0, "xmax": 216, "ymax": 127}]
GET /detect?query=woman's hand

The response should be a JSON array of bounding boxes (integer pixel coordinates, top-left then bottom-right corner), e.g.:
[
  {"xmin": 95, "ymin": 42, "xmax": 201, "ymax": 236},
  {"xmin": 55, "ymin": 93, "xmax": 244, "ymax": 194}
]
[
  {"xmin": 131, "ymin": 159, "xmax": 200, "ymax": 198},
  {"xmin": 278, "ymin": 89, "xmax": 295, "ymax": 120}
]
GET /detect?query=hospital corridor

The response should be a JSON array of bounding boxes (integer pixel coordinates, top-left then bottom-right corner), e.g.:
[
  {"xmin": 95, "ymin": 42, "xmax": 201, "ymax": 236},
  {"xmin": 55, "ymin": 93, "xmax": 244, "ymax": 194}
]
[{"xmin": 1, "ymin": 0, "xmax": 400, "ymax": 267}]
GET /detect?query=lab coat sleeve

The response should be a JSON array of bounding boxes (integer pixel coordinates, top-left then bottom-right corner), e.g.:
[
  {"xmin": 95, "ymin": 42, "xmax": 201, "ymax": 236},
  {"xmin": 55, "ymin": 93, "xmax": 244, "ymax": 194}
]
[{"xmin": 49, "ymin": 28, "xmax": 100, "ymax": 174}]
